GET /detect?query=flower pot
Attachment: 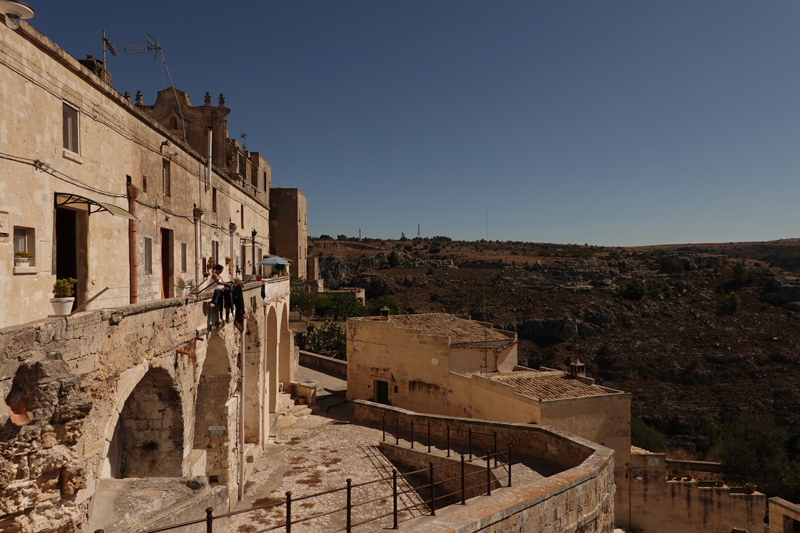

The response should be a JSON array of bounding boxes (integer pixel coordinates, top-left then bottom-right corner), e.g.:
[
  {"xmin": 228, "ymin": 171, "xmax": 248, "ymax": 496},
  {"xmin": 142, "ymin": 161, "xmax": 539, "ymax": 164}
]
[
  {"xmin": 746, "ymin": 483, "xmax": 757, "ymax": 494},
  {"xmin": 50, "ymin": 297, "xmax": 74, "ymax": 316},
  {"xmin": 255, "ymin": 275, "xmax": 263, "ymax": 281},
  {"xmin": 666, "ymin": 473, "xmax": 674, "ymax": 481},
  {"xmin": 684, "ymin": 475, "xmax": 693, "ymax": 482},
  {"xmin": 14, "ymin": 258, "xmax": 30, "ymax": 267},
  {"xmin": 715, "ymin": 480, "xmax": 724, "ymax": 487}
]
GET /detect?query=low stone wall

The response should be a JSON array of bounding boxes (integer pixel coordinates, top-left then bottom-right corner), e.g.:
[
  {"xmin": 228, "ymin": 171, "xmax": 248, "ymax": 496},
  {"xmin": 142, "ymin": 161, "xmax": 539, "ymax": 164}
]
[
  {"xmin": 354, "ymin": 401, "xmax": 616, "ymax": 533},
  {"xmin": 299, "ymin": 350, "xmax": 347, "ymax": 379},
  {"xmin": 769, "ymin": 497, "xmax": 800, "ymax": 532}
]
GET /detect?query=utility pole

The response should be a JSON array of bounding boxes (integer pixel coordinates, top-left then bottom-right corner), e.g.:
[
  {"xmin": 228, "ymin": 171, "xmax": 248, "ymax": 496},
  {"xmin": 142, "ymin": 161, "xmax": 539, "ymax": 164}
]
[{"xmin": 418, "ymin": 224, "xmax": 420, "ymax": 239}]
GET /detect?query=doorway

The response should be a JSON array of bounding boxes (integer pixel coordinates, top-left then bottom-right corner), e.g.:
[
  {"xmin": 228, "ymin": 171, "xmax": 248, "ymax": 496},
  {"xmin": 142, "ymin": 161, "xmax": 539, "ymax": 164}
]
[
  {"xmin": 376, "ymin": 380, "xmax": 389, "ymax": 405},
  {"xmin": 55, "ymin": 208, "xmax": 81, "ymax": 310},
  {"xmin": 160, "ymin": 228, "xmax": 174, "ymax": 298}
]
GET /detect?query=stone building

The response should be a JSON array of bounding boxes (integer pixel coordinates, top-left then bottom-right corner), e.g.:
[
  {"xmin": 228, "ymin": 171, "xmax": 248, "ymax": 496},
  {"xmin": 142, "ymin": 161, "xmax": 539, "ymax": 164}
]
[
  {"xmin": 346, "ymin": 313, "xmax": 632, "ymax": 517},
  {"xmin": 269, "ymin": 187, "xmax": 308, "ymax": 278},
  {"xmin": 0, "ymin": 13, "xmax": 301, "ymax": 533}
]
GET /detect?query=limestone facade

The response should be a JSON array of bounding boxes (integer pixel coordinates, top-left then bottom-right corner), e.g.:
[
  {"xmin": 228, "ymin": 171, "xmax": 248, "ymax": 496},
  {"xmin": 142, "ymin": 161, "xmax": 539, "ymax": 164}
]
[
  {"xmin": 625, "ymin": 448, "xmax": 766, "ymax": 533},
  {"xmin": 269, "ymin": 188, "xmax": 308, "ymax": 278},
  {"xmin": 0, "ymin": 18, "xmax": 288, "ymax": 329}
]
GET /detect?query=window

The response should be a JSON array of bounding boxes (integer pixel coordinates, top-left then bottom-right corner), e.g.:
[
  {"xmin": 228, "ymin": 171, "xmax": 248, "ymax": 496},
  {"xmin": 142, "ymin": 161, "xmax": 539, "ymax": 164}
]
[
  {"xmin": 162, "ymin": 160, "xmax": 171, "ymax": 196},
  {"xmin": 62, "ymin": 103, "xmax": 79, "ymax": 154},
  {"xmin": 169, "ymin": 116, "xmax": 178, "ymax": 130},
  {"xmin": 211, "ymin": 240, "xmax": 219, "ymax": 265},
  {"xmin": 181, "ymin": 242, "xmax": 187, "ymax": 273},
  {"xmin": 144, "ymin": 237, "xmax": 152, "ymax": 274},
  {"xmin": 14, "ymin": 227, "xmax": 35, "ymax": 265},
  {"xmin": 142, "ymin": 176, "xmax": 147, "ymax": 193},
  {"xmin": 240, "ymin": 204, "xmax": 244, "ymax": 229},
  {"xmin": 270, "ymin": 246, "xmax": 277, "ymax": 256},
  {"xmin": 212, "ymin": 188, "xmax": 217, "ymax": 213},
  {"xmin": 263, "ymin": 171, "xmax": 267, "ymax": 192},
  {"xmin": 270, "ymin": 207, "xmax": 278, "ymax": 221}
]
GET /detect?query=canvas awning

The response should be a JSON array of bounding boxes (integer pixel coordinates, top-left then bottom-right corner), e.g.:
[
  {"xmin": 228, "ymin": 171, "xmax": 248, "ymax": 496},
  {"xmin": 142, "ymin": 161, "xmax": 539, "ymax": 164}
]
[
  {"xmin": 55, "ymin": 193, "xmax": 138, "ymax": 221},
  {"xmin": 257, "ymin": 256, "xmax": 292, "ymax": 266}
]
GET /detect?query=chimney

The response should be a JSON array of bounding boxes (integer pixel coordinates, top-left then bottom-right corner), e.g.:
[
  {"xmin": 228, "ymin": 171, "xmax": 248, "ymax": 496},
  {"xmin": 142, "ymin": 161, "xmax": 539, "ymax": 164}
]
[
  {"xmin": 380, "ymin": 306, "xmax": 390, "ymax": 320},
  {"xmin": 570, "ymin": 360, "xmax": 586, "ymax": 378}
]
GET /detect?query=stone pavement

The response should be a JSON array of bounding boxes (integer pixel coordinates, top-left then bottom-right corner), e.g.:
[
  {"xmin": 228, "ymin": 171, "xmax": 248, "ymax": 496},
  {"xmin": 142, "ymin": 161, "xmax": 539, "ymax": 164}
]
[{"xmin": 227, "ymin": 365, "xmax": 550, "ymax": 533}]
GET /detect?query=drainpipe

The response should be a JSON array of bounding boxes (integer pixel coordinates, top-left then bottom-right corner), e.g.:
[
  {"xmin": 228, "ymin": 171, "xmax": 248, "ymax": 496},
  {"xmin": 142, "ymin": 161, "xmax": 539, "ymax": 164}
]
[
  {"xmin": 193, "ymin": 208, "xmax": 203, "ymax": 287},
  {"xmin": 127, "ymin": 185, "xmax": 140, "ymax": 304},
  {"xmin": 239, "ymin": 316, "xmax": 247, "ymax": 501}
]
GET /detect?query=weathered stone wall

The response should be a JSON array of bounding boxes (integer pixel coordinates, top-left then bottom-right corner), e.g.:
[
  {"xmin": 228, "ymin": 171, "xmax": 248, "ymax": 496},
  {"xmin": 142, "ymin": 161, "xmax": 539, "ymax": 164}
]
[
  {"xmin": 625, "ymin": 450, "xmax": 766, "ymax": 533},
  {"xmin": 0, "ymin": 279, "xmax": 291, "ymax": 533},
  {"xmin": 353, "ymin": 401, "xmax": 616, "ymax": 533},
  {"xmin": 769, "ymin": 497, "xmax": 800, "ymax": 533}
]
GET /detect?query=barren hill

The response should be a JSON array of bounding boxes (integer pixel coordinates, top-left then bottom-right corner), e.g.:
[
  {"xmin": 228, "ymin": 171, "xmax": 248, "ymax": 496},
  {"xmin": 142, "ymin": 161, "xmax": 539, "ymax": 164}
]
[{"xmin": 311, "ymin": 237, "xmax": 800, "ymax": 454}]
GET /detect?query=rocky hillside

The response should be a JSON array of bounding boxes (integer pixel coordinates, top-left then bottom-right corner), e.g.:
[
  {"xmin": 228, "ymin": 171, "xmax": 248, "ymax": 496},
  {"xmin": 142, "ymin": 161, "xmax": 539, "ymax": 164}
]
[{"xmin": 312, "ymin": 238, "xmax": 800, "ymax": 454}]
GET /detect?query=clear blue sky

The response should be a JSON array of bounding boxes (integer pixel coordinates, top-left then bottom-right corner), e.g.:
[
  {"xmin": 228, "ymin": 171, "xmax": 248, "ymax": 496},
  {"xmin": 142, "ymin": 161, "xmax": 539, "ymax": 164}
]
[{"xmin": 27, "ymin": 1, "xmax": 800, "ymax": 245}]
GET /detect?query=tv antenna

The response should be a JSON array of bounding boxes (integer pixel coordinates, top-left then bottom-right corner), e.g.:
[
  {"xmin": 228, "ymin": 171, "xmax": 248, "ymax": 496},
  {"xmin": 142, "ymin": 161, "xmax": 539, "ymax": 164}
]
[
  {"xmin": 240, "ymin": 133, "xmax": 247, "ymax": 151},
  {"xmin": 0, "ymin": 1, "xmax": 34, "ymax": 30},
  {"xmin": 102, "ymin": 30, "xmax": 117, "ymax": 67},
  {"xmin": 124, "ymin": 33, "xmax": 186, "ymax": 141}
]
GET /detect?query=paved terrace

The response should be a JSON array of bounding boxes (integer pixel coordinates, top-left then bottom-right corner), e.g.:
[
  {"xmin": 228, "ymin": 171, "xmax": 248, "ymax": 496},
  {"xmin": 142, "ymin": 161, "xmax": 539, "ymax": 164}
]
[{"xmin": 227, "ymin": 366, "xmax": 548, "ymax": 533}]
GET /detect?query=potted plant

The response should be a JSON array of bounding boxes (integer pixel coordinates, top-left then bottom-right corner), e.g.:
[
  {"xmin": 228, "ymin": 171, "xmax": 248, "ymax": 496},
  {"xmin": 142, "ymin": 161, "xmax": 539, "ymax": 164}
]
[
  {"xmin": 746, "ymin": 482, "xmax": 757, "ymax": 494},
  {"xmin": 14, "ymin": 251, "xmax": 32, "ymax": 266},
  {"xmin": 175, "ymin": 277, "xmax": 192, "ymax": 297},
  {"xmin": 51, "ymin": 278, "xmax": 77, "ymax": 316}
]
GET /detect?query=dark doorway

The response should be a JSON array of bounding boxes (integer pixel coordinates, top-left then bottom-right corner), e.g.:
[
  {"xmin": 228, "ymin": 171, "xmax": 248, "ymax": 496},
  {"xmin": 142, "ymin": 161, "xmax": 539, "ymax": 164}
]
[
  {"xmin": 160, "ymin": 228, "xmax": 173, "ymax": 298},
  {"xmin": 55, "ymin": 208, "xmax": 78, "ymax": 312},
  {"xmin": 376, "ymin": 380, "xmax": 389, "ymax": 405}
]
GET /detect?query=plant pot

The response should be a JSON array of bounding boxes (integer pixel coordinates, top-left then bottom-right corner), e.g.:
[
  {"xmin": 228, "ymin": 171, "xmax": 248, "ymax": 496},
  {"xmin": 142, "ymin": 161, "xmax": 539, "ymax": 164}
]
[
  {"xmin": 50, "ymin": 297, "xmax": 74, "ymax": 316},
  {"xmin": 684, "ymin": 475, "xmax": 693, "ymax": 482},
  {"xmin": 255, "ymin": 275, "xmax": 263, "ymax": 281},
  {"xmin": 716, "ymin": 480, "xmax": 724, "ymax": 487},
  {"xmin": 666, "ymin": 473, "xmax": 674, "ymax": 481},
  {"xmin": 14, "ymin": 258, "xmax": 30, "ymax": 267},
  {"xmin": 746, "ymin": 483, "xmax": 757, "ymax": 494}
]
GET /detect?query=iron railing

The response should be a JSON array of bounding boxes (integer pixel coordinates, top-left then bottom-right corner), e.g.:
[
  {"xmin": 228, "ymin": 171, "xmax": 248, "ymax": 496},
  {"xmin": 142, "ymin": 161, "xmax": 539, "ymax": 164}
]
[{"xmin": 93, "ymin": 419, "xmax": 512, "ymax": 533}]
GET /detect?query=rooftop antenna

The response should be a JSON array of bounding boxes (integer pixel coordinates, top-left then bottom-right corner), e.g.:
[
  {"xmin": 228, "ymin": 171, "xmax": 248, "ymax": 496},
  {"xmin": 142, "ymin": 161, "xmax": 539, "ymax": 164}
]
[
  {"xmin": 0, "ymin": 1, "xmax": 34, "ymax": 30},
  {"xmin": 124, "ymin": 33, "xmax": 186, "ymax": 141},
  {"xmin": 102, "ymin": 30, "xmax": 117, "ymax": 67},
  {"xmin": 240, "ymin": 133, "xmax": 247, "ymax": 151}
]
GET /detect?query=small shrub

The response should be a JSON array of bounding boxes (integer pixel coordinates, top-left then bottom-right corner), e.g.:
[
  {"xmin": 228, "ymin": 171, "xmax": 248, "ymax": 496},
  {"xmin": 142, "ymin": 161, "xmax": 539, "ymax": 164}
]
[
  {"xmin": 618, "ymin": 279, "xmax": 647, "ymax": 300},
  {"xmin": 731, "ymin": 262, "xmax": 754, "ymax": 286},
  {"xmin": 370, "ymin": 297, "xmax": 400, "ymax": 315},
  {"xmin": 724, "ymin": 292, "xmax": 742, "ymax": 311},
  {"xmin": 631, "ymin": 418, "xmax": 667, "ymax": 453},
  {"xmin": 387, "ymin": 251, "xmax": 400, "ymax": 268},
  {"xmin": 426, "ymin": 267, "xmax": 435, "ymax": 275}
]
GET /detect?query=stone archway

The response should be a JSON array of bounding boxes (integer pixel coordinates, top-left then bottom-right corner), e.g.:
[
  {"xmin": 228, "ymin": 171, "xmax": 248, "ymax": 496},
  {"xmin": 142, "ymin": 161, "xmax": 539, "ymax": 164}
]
[
  {"xmin": 266, "ymin": 306, "xmax": 278, "ymax": 414},
  {"xmin": 108, "ymin": 367, "xmax": 183, "ymax": 478},
  {"xmin": 279, "ymin": 304, "xmax": 292, "ymax": 388},
  {"xmin": 194, "ymin": 334, "xmax": 232, "ymax": 484}
]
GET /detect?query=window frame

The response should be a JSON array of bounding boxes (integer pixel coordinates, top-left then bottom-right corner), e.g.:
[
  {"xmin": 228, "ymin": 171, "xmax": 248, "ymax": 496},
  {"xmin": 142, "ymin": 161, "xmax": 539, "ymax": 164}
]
[
  {"xmin": 162, "ymin": 160, "xmax": 171, "ymax": 197},
  {"xmin": 13, "ymin": 227, "xmax": 35, "ymax": 266},
  {"xmin": 144, "ymin": 237, "xmax": 152, "ymax": 274},
  {"xmin": 62, "ymin": 102, "xmax": 80, "ymax": 155},
  {"xmin": 181, "ymin": 242, "xmax": 187, "ymax": 273}
]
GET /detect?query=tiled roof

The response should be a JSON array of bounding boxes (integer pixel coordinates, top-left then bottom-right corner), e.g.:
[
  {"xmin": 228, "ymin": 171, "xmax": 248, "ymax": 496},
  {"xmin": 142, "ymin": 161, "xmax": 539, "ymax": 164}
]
[
  {"xmin": 489, "ymin": 370, "xmax": 610, "ymax": 400},
  {"xmin": 351, "ymin": 314, "xmax": 512, "ymax": 345}
]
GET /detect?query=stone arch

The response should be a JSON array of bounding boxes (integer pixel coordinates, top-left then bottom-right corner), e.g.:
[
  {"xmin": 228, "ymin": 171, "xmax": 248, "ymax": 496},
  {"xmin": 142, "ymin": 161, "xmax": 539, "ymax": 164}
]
[
  {"xmin": 279, "ymin": 303, "xmax": 292, "ymax": 388},
  {"xmin": 194, "ymin": 333, "xmax": 232, "ymax": 484},
  {"xmin": 243, "ymin": 317, "xmax": 262, "ymax": 444},
  {"xmin": 266, "ymin": 306, "xmax": 278, "ymax": 413},
  {"xmin": 107, "ymin": 367, "xmax": 183, "ymax": 478}
]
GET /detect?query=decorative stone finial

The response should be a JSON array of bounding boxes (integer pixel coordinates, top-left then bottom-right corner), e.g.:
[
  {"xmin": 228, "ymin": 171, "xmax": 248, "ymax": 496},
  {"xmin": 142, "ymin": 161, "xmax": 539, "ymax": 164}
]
[
  {"xmin": 204, "ymin": 92, "xmax": 211, "ymax": 106},
  {"xmin": 218, "ymin": 93, "xmax": 225, "ymax": 107},
  {"xmin": 135, "ymin": 90, "xmax": 143, "ymax": 106},
  {"xmin": 124, "ymin": 91, "xmax": 130, "ymax": 102}
]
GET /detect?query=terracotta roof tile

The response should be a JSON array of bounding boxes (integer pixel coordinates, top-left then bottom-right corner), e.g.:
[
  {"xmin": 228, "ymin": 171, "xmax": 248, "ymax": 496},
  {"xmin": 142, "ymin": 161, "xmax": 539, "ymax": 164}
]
[
  {"xmin": 351, "ymin": 313, "xmax": 512, "ymax": 345},
  {"xmin": 490, "ymin": 371, "xmax": 610, "ymax": 400}
]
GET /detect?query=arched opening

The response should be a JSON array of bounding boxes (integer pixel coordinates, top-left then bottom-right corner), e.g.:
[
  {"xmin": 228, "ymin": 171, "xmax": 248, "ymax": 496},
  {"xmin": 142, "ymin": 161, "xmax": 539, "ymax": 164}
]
[
  {"xmin": 244, "ymin": 320, "xmax": 261, "ymax": 444},
  {"xmin": 266, "ymin": 307, "xmax": 278, "ymax": 414},
  {"xmin": 194, "ymin": 334, "xmax": 232, "ymax": 484},
  {"xmin": 279, "ymin": 305, "xmax": 292, "ymax": 387},
  {"xmin": 108, "ymin": 367, "xmax": 183, "ymax": 478}
]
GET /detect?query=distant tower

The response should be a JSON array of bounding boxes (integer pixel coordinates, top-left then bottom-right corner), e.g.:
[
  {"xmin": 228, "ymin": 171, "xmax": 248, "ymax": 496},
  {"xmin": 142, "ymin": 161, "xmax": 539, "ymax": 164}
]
[
  {"xmin": 418, "ymin": 224, "xmax": 420, "ymax": 239},
  {"xmin": 359, "ymin": 228, "xmax": 361, "ymax": 240}
]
